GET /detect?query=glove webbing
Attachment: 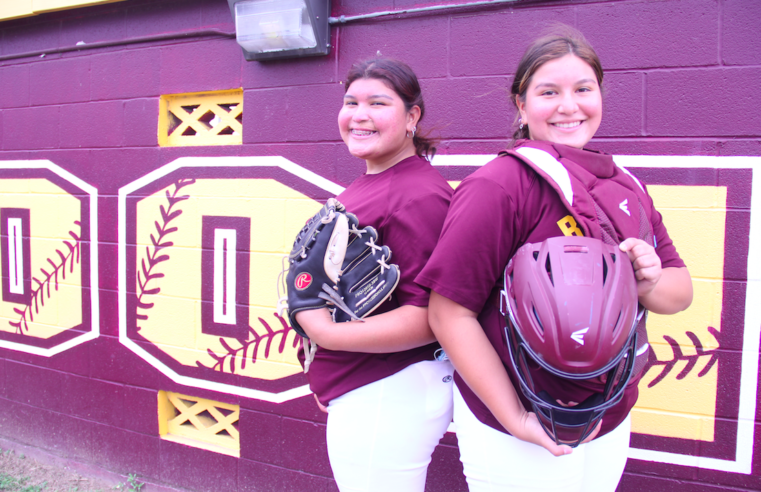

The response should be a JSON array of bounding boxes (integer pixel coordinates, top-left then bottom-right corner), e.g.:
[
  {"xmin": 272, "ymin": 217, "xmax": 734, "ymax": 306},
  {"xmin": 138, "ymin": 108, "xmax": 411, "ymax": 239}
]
[
  {"xmin": 289, "ymin": 209, "xmax": 338, "ymax": 261},
  {"xmin": 275, "ymin": 210, "xmax": 349, "ymax": 319}
]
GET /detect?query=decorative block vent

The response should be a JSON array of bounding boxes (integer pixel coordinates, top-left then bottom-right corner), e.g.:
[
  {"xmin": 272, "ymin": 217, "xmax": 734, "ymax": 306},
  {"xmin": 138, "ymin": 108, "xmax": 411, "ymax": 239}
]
[
  {"xmin": 158, "ymin": 89, "xmax": 243, "ymax": 147},
  {"xmin": 158, "ymin": 390, "xmax": 240, "ymax": 457}
]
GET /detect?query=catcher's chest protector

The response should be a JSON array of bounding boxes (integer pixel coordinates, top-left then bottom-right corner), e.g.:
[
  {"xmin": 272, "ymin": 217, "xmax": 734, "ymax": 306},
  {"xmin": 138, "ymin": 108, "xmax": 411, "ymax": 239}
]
[
  {"xmin": 504, "ymin": 143, "xmax": 656, "ymax": 378},
  {"xmin": 506, "ymin": 145, "xmax": 655, "ymax": 248}
]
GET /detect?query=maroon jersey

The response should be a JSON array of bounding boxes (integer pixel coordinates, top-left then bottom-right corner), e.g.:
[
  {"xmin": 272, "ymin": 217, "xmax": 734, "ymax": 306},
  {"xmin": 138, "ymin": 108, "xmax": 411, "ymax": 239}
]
[
  {"xmin": 416, "ymin": 141, "xmax": 685, "ymax": 437},
  {"xmin": 305, "ymin": 155, "xmax": 453, "ymax": 405}
]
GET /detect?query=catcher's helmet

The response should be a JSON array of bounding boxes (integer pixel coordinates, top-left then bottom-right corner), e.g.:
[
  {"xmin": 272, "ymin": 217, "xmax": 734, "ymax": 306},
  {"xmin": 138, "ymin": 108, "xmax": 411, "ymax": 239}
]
[{"xmin": 501, "ymin": 236, "xmax": 642, "ymax": 447}]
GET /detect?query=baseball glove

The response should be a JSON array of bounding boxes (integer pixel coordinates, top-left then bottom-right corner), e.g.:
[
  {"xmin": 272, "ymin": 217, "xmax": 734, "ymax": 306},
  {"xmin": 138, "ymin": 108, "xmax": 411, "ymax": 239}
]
[
  {"xmin": 277, "ymin": 198, "xmax": 349, "ymax": 338},
  {"xmin": 277, "ymin": 198, "xmax": 400, "ymax": 336}
]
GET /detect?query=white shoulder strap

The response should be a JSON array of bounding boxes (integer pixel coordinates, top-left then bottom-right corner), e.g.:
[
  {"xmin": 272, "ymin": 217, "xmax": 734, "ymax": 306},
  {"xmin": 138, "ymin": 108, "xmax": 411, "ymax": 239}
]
[
  {"xmin": 612, "ymin": 156, "xmax": 646, "ymax": 192},
  {"xmin": 515, "ymin": 147, "xmax": 574, "ymax": 205}
]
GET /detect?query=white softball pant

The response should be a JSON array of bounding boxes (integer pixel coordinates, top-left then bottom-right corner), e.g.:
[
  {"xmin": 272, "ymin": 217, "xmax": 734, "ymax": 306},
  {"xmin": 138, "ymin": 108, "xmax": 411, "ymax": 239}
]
[
  {"xmin": 326, "ymin": 359, "xmax": 455, "ymax": 492},
  {"xmin": 453, "ymin": 385, "xmax": 631, "ymax": 492}
]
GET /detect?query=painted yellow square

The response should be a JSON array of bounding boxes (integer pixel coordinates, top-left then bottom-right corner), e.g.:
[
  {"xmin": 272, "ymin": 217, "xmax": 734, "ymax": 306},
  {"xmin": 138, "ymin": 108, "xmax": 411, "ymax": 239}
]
[
  {"xmin": 138, "ymin": 295, "xmax": 199, "ymax": 348},
  {"xmin": 632, "ymin": 185, "xmax": 725, "ymax": 441},
  {"xmin": 249, "ymin": 198, "xmax": 289, "ymax": 253},
  {"xmin": 284, "ymin": 198, "xmax": 324, "ymax": 251},
  {"xmin": 631, "ymin": 407, "xmax": 714, "ymax": 441},
  {"xmin": 0, "ymin": 1, "xmax": 33, "ymax": 21},
  {"xmin": 0, "ymin": 179, "xmax": 30, "ymax": 194},
  {"xmin": 241, "ymin": 179, "xmax": 311, "ymax": 200},
  {"xmin": 32, "ymin": 0, "xmax": 123, "ymax": 14},
  {"xmin": 249, "ymin": 252, "xmax": 288, "ymax": 307},
  {"xmin": 647, "ymin": 185, "xmax": 727, "ymax": 280}
]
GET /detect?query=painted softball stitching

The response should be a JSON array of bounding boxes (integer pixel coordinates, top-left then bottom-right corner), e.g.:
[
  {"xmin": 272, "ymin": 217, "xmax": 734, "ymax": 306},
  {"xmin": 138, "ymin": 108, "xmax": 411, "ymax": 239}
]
[
  {"xmin": 645, "ymin": 327, "xmax": 720, "ymax": 388},
  {"xmin": 9, "ymin": 221, "xmax": 81, "ymax": 334},
  {"xmin": 135, "ymin": 178, "xmax": 195, "ymax": 328},
  {"xmin": 200, "ymin": 313, "xmax": 298, "ymax": 374}
]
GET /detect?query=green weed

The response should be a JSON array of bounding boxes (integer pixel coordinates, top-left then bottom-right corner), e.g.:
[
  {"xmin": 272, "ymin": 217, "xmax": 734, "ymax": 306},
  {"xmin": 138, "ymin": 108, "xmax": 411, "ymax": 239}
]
[
  {"xmin": 113, "ymin": 474, "xmax": 144, "ymax": 492},
  {"xmin": 0, "ymin": 473, "xmax": 44, "ymax": 491}
]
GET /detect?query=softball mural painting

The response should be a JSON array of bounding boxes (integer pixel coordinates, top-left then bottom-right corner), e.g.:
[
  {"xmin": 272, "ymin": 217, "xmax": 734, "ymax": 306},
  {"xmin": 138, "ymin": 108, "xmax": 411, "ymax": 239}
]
[
  {"xmin": 0, "ymin": 0, "xmax": 759, "ymax": 490},
  {"xmin": 0, "ymin": 163, "xmax": 99, "ymax": 355},
  {"xmin": 119, "ymin": 157, "xmax": 341, "ymax": 402}
]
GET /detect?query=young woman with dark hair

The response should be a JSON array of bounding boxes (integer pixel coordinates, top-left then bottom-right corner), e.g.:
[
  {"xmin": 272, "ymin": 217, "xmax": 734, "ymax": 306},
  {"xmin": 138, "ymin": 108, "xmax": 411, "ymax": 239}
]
[
  {"xmin": 417, "ymin": 27, "xmax": 693, "ymax": 491},
  {"xmin": 294, "ymin": 57, "xmax": 454, "ymax": 492}
]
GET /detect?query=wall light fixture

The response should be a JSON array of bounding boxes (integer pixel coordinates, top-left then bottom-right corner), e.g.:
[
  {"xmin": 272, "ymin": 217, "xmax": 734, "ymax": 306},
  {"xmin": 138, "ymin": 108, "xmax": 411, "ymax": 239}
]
[{"xmin": 227, "ymin": 0, "xmax": 330, "ymax": 61}]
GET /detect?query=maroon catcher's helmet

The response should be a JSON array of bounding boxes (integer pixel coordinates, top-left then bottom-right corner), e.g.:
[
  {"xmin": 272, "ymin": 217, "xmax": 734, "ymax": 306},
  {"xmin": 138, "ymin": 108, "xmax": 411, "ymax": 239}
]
[{"xmin": 501, "ymin": 236, "xmax": 642, "ymax": 447}]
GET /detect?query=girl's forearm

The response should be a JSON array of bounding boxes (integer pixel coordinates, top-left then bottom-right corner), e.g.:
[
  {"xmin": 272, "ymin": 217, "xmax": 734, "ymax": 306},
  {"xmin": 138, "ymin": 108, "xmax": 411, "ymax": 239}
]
[
  {"xmin": 295, "ymin": 305, "xmax": 435, "ymax": 353},
  {"xmin": 639, "ymin": 266, "xmax": 693, "ymax": 314}
]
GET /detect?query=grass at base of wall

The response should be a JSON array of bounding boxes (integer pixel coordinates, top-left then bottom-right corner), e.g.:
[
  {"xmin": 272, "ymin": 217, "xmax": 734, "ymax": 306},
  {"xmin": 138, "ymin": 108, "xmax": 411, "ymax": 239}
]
[{"xmin": 0, "ymin": 448, "xmax": 113, "ymax": 492}]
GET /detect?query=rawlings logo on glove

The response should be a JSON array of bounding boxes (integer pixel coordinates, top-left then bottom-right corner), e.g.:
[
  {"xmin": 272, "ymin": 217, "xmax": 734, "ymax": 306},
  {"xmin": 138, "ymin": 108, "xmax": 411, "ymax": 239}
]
[{"xmin": 277, "ymin": 198, "xmax": 400, "ymax": 369}]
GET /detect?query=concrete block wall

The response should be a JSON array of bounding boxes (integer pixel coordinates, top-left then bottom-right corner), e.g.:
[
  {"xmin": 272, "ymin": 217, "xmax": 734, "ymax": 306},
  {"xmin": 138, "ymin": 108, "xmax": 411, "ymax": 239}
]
[{"xmin": 0, "ymin": 0, "xmax": 758, "ymax": 490}]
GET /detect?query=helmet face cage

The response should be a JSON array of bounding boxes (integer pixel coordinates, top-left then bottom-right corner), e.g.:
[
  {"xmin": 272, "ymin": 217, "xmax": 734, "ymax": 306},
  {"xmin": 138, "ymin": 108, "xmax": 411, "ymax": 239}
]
[
  {"xmin": 502, "ymin": 236, "xmax": 641, "ymax": 447},
  {"xmin": 505, "ymin": 319, "xmax": 637, "ymax": 447}
]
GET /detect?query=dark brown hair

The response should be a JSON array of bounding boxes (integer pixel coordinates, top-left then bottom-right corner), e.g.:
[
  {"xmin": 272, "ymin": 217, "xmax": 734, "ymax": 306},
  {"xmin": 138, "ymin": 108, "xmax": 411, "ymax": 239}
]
[
  {"xmin": 345, "ymin": 57, "xmax": 436, "ymax": 160},
  {"xmin": 510, "ymin": 26, "xmax": 603, "ymax": 144}
]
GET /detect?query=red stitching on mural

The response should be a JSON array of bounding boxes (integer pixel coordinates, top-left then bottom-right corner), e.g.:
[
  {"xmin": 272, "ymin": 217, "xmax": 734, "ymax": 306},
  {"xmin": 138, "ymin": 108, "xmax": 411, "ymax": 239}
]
[
  {"xmin": 136, "ymin": 178, "xmax": 195, "ymax": 328},
  {"xmin": 645, "ymin": 327, "xmax": 720, "ymax": 388},
  {"xmin": 9, "ymin": 221, "xmax": 81, "ymax": 334},
  {"xmin": 199, "ymin": 313, "xmax": 299, "ymax": 374}
]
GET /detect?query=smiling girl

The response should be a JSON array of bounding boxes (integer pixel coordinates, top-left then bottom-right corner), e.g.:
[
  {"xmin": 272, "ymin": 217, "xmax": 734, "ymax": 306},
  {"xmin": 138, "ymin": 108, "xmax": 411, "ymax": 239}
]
[
  {"xmin": 294, "ymin": 58, "xmax": 454, "ymax": 492},
  {"xmin": 416, "ymin": 27, "xmax": 692, "ymax": 491}
]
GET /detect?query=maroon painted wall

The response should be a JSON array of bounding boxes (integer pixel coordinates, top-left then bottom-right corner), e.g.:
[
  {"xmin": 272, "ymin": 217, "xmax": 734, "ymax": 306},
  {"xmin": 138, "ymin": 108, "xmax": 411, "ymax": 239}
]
[{"xmin": 0, "ymin": 0, "xmax": 759, "ymax": 491}]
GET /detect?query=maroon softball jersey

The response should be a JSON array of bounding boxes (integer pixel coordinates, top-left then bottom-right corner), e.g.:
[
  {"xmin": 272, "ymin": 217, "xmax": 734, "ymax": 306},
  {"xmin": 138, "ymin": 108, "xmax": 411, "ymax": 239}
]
[
  {"xmin": 305, "ymin": 155, "xmax": 453, "ymax": 405},
  {"xmin": 416, "ymin": 140, "xmax": 685, "ymax": 437}
]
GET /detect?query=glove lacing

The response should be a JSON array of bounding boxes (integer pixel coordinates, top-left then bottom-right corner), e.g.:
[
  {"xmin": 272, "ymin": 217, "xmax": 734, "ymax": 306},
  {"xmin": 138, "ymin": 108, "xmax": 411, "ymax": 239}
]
[
  {"xmin": 302, "ymin": 337, "xmax": 318, "ymax": 373},
  {"xmin": 351, "ymin": 225, "xmax": 391, "ymax": 275},
  {"xmin": 375, "ymin": 254, "xmax": 392, "ymax": 274},
  {"xmin": 276, "ymin": 255, "xmax": 290, "ymax": 318}
]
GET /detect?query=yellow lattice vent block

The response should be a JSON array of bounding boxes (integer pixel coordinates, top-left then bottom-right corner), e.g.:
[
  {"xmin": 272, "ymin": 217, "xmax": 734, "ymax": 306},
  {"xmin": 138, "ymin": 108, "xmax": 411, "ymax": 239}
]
[
  {"xmin": 158, "ymin": 391, "xmax": 240, "ymax": 457},
  {"xmin": 158, "ymin": 89, "xmax": 243, "ymax": 147}
]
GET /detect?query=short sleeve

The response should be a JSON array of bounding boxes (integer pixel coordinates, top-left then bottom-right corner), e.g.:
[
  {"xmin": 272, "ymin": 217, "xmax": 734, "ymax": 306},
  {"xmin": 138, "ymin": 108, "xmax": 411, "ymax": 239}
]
[
  {"xmin": 644, "ymin": 185, "xmax": 686, "ymax": 269},
  {"xmin": 381, "ymin": 192, "xmax": 451, "ymax": 306},
  {"xmin": 416, "ymin": 175, "xmax": 522, "ymax": 314}
]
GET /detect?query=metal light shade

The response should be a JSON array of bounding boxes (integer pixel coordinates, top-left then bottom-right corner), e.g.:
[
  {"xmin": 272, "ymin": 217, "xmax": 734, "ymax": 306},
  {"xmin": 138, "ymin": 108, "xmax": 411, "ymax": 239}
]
[{"xmin": 228, "ymin": 0, "xmax": 330, "ymax": 61}]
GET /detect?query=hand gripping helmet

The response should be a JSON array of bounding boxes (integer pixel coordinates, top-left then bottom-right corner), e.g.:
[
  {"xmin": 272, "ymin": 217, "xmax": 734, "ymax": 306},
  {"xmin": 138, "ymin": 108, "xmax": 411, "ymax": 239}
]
[{"xmin": 501, "ymin": 236, "xmax": 642, "ymax": 447}]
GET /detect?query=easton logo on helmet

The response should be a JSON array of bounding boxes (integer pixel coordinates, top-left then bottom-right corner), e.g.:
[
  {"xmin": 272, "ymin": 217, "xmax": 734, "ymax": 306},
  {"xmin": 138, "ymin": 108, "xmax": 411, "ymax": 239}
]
[
  {"xmin": 571, "ymin": 327, "xmax": 590, "ymax": 345},
  {"xmin": 294, "ymin": 273, "xmax": 312, "ymax": 290}
]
